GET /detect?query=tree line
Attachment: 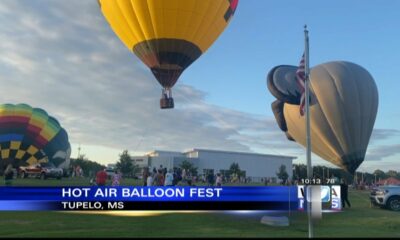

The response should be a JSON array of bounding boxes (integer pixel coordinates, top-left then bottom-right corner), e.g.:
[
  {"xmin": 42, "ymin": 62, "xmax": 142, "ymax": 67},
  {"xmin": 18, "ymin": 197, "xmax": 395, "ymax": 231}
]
[
  {"xmin": 68, "ymin": 150, "xmax": 140, "ymax": 178},
  {"xmin": 70, "ymin": 152, "xmax": 400, "ymax": 184},
  {"xmin": 293, "ymin": 164, "xmax": 400, "ymax": 184}
]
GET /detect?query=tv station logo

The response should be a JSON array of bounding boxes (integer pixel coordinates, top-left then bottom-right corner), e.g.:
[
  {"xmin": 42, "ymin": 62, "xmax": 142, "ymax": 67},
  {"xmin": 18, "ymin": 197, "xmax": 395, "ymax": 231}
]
[{"xmin": 297, "ymin": 185, "xmax": 341, "ymax": 211}]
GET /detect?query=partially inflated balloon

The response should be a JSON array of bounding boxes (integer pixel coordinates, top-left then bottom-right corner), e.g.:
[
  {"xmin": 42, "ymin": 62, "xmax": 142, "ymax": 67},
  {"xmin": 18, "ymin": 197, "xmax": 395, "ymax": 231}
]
[
  {"xmin": 0, "ymin": 104, "xmax": 71, "ymax": 170},
  {"xmin": 267, "ymin": 61, "xmax": 378, "ymax": 173},
  {"xmin": 98, "ymin": 0, "xmax": 239, "ymax": 108}
]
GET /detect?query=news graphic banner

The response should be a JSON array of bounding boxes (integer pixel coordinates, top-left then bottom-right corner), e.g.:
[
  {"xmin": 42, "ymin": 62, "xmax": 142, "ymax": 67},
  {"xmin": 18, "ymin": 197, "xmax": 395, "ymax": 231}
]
[
  {"xmin": 0, "ymin": 186, "xmax": 341, "ymax": 211},
  {"xmin": 297, "ymin": 185, "xmax": 342, "ymax": 212}
]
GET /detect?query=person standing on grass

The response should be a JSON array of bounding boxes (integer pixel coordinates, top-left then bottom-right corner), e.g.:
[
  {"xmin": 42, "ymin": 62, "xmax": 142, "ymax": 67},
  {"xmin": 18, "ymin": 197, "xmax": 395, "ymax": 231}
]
[
  {"xmin": 153, "ymin": 170, "xmax": 160, "ymax": 186},
  {"xmin": 163, "ymin": 167, "xmax": 167, "ymax": 178},
  {"xmin": 172, "ymin": 169, "xmax": 178, "ymax": 186},
  {"xmin": 96, "ymin": 168, "xmax": 108, "ymax": 186},
  {"xmin": 182, "ymin": 168, "xmax": 187, "ymax": 181},
  {"xmin": 215, "ymin": 173, "xmax": 222, "ymax": 187},
  {"xmin": 142, "ymin": 167, "xmax": 149, "ymax": 186},
  {"xmin": 4, "ymin": 164, "xmax": 14, "ymax": 186},
  {"xmin": 157, "ymin": 169, "xmax": 165, "ymax": 186},
  {"xmin": 340, "ymin": 178, "xmax": 351, "ymax": 208},
  {"xmin": 112, "ymin": 169, "xmax": 122, "ymax": 186},
  {"xmin": 69, "ymin": 165, "xmax": 74, "ymax": 178},
  {"xmin": 75, "ymin": 165, "xmax": 80, "ymax": 178},
  {"xmin": 147, "ymin": 173, "xmax": 154, "ymax": 186},
  {"xmin": 164, "ymin": 169, "xmax": 174, "ymax": 186},
  {"xmin": 207, "ymin": 171, "xmax": 214, "ymax": 186}
]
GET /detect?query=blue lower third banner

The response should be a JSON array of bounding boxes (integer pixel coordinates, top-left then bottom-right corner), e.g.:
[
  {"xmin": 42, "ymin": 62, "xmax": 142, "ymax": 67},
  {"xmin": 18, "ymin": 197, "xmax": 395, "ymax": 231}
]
[{"xmin": 0, "ymin": 186, "xmax": 300, "ymax": 211}]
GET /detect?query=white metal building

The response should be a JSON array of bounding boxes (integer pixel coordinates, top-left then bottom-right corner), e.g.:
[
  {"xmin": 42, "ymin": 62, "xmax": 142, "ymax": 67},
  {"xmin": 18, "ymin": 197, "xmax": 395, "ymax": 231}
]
[{"xmin": 131, "ymin": 149, "xmax": 295, "ymax": 182}]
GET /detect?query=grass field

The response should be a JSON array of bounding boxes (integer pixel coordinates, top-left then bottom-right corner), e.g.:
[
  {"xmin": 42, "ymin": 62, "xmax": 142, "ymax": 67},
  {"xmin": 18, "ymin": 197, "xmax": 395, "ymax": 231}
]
[{"xmin": 0, "ymin": 178, "xmax": 399, "ymax": 238}]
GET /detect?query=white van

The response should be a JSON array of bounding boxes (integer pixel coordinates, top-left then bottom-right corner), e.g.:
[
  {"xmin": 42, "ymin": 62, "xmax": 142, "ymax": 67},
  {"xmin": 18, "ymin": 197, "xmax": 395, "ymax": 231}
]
[{"xmin": 105, "ymin": 168, "xmax": 116, "ymax": 180}]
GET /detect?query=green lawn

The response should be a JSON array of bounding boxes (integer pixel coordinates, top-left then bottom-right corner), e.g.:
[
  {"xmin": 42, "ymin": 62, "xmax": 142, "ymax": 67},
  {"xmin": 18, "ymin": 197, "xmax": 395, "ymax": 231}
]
[{"xmin": 0, "ymin": 178, "xmax": 399, "ymax": 238}]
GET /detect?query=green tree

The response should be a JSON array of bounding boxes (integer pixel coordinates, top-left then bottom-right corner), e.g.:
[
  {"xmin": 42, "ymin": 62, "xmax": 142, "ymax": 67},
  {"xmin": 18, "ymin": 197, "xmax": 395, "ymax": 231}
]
[
  {"xmin": 116, "ymin": 150, "xmax": 138, "ymax": 178},
  {"xmin": 276, "ymin": 164, "xmax": 289, "ymax": 184},
  {"xmin": 229, "ymin": 162, "xmax": 243, "ymax": 177},
  {"xmin": 70, "ymin": 158, "xmax": 105, "ymax": 178},
  {"xmin": 77, "ymin": 154, "xmax": 88, "ymax": 161},
  {"xmin": 373, "ymin": 169, "xmax": 386, "ymax": 180},
  {"xmin": 293, "ymin": 164, "xmax": 307, "ymax": 180},
  {"xmin": 386, "ymin": 170, "xmax": 398, "ymax": 178},
  {"xmin": 179, "ymin": 160, "xmax": 198, "ymax": 176}
]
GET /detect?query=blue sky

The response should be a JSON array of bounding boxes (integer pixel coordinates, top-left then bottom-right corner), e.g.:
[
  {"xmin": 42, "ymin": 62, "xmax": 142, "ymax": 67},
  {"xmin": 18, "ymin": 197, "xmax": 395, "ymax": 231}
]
[
  {"xmin": 185, "ymin": 0, "xmax": 400, "ymax": 125},
  {"xmin": 0, "ymin": 0, "xmax": 399, "ymax": 172}
]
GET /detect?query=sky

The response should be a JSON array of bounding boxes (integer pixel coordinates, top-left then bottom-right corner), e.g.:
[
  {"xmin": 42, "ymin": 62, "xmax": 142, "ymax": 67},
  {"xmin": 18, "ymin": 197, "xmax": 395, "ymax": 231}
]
[{"xmin": 0, "ymin": 0, "xmax": 399, "ymax": 172}]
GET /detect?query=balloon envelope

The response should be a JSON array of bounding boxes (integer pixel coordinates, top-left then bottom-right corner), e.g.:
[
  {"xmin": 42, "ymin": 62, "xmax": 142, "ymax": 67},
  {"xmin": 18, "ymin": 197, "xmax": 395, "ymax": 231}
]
[
  {"xmin": 99, "ymin": 0, "xmax": 239, "ymax": 108},
  {"xmin": 268, "ymin": 61, "xmax": 378, "ymax": 173},
  {"xmin": 0, "ymin": 104, "xmax": 71, "ymax": 169}
]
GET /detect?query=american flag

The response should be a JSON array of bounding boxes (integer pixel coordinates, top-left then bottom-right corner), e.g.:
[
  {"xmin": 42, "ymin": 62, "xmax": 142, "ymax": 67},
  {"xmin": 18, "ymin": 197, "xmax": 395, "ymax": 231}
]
[{"xmin": 296, "ymin": 53, "xmax": 306, "ymax": 116}]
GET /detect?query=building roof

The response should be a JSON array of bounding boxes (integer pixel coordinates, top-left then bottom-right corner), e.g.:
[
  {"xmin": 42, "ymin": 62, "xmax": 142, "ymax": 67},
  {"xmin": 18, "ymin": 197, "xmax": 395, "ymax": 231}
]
[
  {"xmin": 145, "ymin": 150, "xmax": 183, "ymax": 156},
  {"xmin": 376, "ymin": 177, "xmax": 400, "ymax": 185},
  {"xmin": 183, "ymin": 148, "xmax": 296, "ymax": 160}
]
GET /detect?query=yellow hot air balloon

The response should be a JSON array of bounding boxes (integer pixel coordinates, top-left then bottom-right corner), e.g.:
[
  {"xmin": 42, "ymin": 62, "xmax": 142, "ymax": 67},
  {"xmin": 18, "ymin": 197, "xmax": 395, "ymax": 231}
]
[
  {"xmin": 268, "ymin": 61, "xmax": 379, "ymax": 173},
  {"xmin": 98, "ymin": 0, "xmax": 239, "ymax": 109}
]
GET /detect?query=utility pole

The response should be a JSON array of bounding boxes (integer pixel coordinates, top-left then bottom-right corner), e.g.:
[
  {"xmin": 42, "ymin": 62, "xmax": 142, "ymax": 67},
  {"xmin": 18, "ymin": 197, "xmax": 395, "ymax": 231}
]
[
  {"xmin": 77, "ymin": 144, "xmax": 81, "ymax": 159},
  {"xmin": 304, "ymin": 25, "xmax": 313, "ymax": 239}
]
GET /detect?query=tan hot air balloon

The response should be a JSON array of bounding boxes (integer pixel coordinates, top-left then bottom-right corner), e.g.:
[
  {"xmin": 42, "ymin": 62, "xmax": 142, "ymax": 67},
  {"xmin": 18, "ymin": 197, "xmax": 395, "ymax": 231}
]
[
  {"xmin": 98, "ymin": 0, "xmax": 239, "ymax": 109},
  {"xmin": 268, "ymin": 61, "xmax": 379, "ymax": 173}
]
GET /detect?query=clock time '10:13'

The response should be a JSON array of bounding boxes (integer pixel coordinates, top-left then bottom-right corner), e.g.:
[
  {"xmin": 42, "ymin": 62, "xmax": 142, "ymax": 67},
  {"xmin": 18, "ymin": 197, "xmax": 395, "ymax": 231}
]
[{"xmin": 299, "ymin": 178, "xmax": 336, "ymax": 185}]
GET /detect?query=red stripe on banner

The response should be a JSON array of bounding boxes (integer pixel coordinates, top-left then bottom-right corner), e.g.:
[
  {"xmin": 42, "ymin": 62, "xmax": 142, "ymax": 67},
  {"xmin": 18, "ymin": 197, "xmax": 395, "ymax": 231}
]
[{"xmin": 297, "ymin": 77, "xmax": 305, "ymax": 91}]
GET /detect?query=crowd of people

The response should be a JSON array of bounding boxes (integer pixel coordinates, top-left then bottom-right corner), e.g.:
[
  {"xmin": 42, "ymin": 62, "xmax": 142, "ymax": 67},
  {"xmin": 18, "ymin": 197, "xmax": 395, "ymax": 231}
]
[
  {"xmin": 140, "ymin": 166, "xmax": 231, "ymax": 187},
  {"xmin": 91, "ymin": 168, "xmax": 122, "ymax": 186},
  {"xmin": 69, "ymin": 165, "xmax": 84, "ymax": 178},
  {"xmin": 90, "ymin": 165, "xmax": 201, "ymax": 187},
  {"xmin": 143, "ymin": 166, "xmax": 192, "ymax": 186}
]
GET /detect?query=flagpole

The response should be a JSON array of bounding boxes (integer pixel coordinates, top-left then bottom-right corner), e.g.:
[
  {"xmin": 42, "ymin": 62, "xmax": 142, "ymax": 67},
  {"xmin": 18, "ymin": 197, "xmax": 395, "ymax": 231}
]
[{"xmin": 304, "ymin": 25, "xmax": 313, "ymax": 238}]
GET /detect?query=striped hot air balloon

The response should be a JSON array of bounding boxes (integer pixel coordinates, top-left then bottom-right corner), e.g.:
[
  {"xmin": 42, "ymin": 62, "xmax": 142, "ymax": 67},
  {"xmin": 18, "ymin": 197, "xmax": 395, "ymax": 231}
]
[
  {"xmin": 0, "ymin": 104, "xmax": 71, "ymax": 172},
  {"xmin": 98, "ymin": 0, "xmax": 239, "ymax": 109}
]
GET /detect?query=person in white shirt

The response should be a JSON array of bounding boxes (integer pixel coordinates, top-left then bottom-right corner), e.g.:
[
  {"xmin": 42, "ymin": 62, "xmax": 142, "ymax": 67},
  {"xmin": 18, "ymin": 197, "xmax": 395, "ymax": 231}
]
[
  {"xmin": 164, "ymin": 169, "xmax": 174, "ymax": 186},
  {"xmin": 147, "ymin": 173, "xmax": 154, "ymax": 186},
  {"xmin": 181, "ymin": 168, "xmax": 186, "ymax": 181},
  {"xmin": 215, "ymin": 173, "xmax": 222, "ymax": 187}
]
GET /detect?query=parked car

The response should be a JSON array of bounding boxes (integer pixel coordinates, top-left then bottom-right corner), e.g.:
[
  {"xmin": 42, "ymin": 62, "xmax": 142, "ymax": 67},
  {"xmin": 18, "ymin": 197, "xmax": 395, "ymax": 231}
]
[
  {"xmin": 370, "ymin": 185, "xmax": 400, "ymax": 211},
  {"xmin": 19, "ymin": 162, "xmax": 63, "ymax": 180},
  {"xmin": 105, "ymin": 168, "xmax": 116, "ymax": 180}
]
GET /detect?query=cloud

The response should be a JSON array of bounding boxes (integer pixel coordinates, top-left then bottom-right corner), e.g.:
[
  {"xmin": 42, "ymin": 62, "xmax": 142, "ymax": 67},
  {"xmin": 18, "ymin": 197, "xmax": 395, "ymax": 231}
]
[
  {"xmin": 365, "ymin": 144, "xmax": 400, "ymax": 161},
  {"xmin": 364, "ymin": 129, "xmax": 400, "ymax": 163},
  {"xmin": 0, "ymin": 0, "xmax": 300, "ymax": 159},
  {"xmin": 0, "ymin": 0, "xmax": 398, "ymax": 173},
  {"xmin": 370, "ymin": 128, "xmax": 400, "ymax": 143}
]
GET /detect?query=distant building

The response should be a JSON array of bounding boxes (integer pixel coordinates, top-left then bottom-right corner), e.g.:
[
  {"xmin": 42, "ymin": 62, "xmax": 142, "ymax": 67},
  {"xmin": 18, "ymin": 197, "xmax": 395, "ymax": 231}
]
[
  {"xmin": 107, "ymin": 163, "xmax": 116, "ymax": 169},
  {"xmin": 130, "ymin": 155, "xmax": 149, "ymax": 168},
  {"xmin": 131, "ymin": 149, "xmax": 295, "ymax": 183}
]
